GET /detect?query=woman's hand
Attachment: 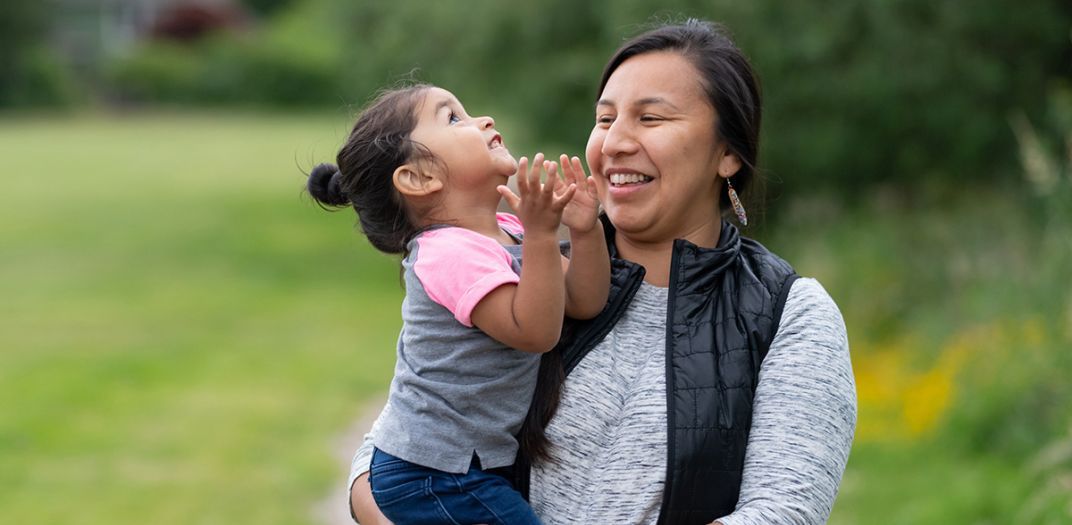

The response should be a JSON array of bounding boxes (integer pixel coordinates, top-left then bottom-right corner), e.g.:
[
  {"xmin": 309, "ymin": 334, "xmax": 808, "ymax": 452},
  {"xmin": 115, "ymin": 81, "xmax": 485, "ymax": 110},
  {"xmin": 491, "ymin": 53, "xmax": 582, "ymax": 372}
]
[
  {"xmin": 555, "ymin": 154, "xmax": 600, "ymax": 234},
  {"xmin": 498, "ymin": 153, "xmax": 576, "ymax": 239}
]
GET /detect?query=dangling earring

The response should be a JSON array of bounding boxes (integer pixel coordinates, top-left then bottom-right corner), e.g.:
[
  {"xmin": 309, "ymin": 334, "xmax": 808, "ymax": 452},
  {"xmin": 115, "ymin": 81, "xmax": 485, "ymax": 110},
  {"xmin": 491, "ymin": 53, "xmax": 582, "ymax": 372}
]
[{"xmin": 726, "ymin": 178, "xmax": 748, "ymax": 226}]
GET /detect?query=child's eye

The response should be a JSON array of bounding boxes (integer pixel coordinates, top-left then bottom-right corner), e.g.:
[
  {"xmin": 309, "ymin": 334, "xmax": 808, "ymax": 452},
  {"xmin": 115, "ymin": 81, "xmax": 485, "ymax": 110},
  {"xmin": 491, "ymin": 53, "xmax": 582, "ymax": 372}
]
[{"xmin": 448, "ymin": 111, "xmax": 461, "ymax": 124}]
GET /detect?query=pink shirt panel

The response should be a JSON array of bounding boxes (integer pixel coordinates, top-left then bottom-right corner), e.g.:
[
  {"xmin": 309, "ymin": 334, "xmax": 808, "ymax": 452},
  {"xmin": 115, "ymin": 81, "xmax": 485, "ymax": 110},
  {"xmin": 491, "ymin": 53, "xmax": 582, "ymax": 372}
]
[
  {"xmin": 496, "ymin": 212, "xmax": 524, "ymax": 236},
  {"xmin": 413, "ymin": 214, "xmax": 524, "ymax": 327}
]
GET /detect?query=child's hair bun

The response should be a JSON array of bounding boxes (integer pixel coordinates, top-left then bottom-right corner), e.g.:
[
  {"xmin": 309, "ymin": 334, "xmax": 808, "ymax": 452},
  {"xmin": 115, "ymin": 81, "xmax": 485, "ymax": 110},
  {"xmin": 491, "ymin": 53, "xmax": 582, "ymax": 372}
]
[{"xmin": 307, "ymin": 163, "xmax": 349, "ymax": 206}]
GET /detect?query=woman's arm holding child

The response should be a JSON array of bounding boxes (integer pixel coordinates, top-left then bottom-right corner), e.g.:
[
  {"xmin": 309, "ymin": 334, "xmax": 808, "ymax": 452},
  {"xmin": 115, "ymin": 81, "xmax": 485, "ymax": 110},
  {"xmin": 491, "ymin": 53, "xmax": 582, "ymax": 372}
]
[
  {"xmin": 556, "ymin": 155, "xmax": 609, "ymax": 320},
  {"xmin": 474, "ymin": 154, "xmax": 576, "ymax": 353}
]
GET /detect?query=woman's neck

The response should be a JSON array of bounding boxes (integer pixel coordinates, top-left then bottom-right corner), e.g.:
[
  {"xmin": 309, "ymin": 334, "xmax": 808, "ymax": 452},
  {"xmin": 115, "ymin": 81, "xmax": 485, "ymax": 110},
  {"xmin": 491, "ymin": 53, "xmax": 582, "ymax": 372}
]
[{"xmin": 615, "ymin": 219, "xmax": 722, "ymax": 287}]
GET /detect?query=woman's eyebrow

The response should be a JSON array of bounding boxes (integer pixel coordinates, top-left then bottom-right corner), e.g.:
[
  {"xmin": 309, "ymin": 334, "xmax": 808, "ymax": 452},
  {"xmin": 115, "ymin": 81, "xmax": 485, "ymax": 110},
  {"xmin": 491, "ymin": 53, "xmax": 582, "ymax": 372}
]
[
  {"xmin": 634, "ymin": 97, "xmax": 679, "ymax": 111},
  {"xmin": 596, "ymin": 97, "xmax": 680, "ymax": 111}
]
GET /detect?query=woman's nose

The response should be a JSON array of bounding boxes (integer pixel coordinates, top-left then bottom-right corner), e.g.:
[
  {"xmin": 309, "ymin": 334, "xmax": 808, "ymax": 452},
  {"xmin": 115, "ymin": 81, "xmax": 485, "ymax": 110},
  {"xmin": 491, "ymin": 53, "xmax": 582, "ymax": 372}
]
[{"xmin": 601, "ymin": 121, "xmax": 638, "ymax": 156}]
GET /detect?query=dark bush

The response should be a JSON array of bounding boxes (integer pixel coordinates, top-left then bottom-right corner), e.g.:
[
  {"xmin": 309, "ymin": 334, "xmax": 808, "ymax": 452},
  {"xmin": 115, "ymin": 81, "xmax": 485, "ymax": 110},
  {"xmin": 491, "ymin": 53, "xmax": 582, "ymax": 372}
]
[
  {"xmin": 0, "ymin": 1, "xmax": 76, "ymax": 108},
  {"xmin": 106, "ymin": 42, "xmax": 203, "ymax": 104},
  {"xmin": 107, "ymin": 35, "xmax": 341, "ymax": 108}
]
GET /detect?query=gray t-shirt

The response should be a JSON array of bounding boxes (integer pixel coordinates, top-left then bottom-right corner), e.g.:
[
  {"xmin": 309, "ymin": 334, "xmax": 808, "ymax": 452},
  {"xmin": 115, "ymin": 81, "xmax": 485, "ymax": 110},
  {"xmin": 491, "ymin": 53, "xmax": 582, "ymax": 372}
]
[{"xmin": 373, "ymin": 216, "xmax": 541, "ymax": 474}]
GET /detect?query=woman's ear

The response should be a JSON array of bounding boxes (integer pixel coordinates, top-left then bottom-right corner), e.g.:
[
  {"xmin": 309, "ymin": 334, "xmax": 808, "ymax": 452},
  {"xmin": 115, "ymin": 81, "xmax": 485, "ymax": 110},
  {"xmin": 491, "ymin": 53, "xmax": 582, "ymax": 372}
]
[
  {"xmin": 717, "ymin": 151, "xmax": 742, "ymax": 180},
  {"xmin": 393, "ymin": 164, "xmax": 443, "ymax": 196}
]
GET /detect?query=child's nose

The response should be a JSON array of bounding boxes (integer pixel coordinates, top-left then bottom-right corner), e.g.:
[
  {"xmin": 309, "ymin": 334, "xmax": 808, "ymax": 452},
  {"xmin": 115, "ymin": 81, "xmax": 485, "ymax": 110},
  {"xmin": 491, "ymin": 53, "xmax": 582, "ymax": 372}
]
[{"xmin": 478, "ymin": 116, "xmax": 495, "ymax": 129}]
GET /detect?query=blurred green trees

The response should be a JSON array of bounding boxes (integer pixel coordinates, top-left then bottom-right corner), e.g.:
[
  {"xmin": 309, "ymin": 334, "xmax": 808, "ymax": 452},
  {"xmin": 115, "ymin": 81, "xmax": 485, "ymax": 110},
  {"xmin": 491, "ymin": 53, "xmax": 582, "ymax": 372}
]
[
  {"xmin": 96, "ymin": 0, "xmax": 1072, "ymax": 200},
  {"xmin": 5, "ymin": 0, "xmax": 1069, "ymax": 197},
  {"xmin": 721, "ymin": 0, "xmax": 1071, "ymax": 195},
  {"xmin": 0, "ymin": 0, "xmax": 75, "ymax": 107}
]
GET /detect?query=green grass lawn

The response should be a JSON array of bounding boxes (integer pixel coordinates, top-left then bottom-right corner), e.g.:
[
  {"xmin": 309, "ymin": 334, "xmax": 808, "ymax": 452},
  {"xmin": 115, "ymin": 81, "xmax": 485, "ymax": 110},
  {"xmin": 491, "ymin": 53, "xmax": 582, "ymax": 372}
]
[
  {"xmin": 2, "ymin": 113, "xmax": 1069, "ymax": 524},
  {"xmin": 0, "ymin": 113, "xmax": 405, "ymax": 524}
]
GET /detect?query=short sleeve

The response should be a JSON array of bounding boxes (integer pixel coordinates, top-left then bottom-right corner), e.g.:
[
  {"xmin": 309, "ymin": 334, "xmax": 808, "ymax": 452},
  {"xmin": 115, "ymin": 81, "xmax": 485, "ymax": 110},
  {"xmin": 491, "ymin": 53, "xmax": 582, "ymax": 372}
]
[{"xmin": 412, "ymin": 228, "xmax": 520, "ymax": 327}]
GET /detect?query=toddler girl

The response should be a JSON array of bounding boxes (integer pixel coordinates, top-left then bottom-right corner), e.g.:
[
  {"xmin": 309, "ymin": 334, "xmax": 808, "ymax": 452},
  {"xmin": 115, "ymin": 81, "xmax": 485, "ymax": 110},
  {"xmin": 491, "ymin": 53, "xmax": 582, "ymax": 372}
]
[{"xmin": 306, "ymin": 84, "xmax": 609, "ymax": 524}]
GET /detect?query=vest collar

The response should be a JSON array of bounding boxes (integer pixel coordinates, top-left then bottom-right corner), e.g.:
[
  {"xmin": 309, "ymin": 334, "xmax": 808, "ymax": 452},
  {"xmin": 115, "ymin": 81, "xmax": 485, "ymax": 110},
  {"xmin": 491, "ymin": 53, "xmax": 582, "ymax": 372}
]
[{"xmin": 599, "ymin": 214, "xmax": 742, "ymax": 281}]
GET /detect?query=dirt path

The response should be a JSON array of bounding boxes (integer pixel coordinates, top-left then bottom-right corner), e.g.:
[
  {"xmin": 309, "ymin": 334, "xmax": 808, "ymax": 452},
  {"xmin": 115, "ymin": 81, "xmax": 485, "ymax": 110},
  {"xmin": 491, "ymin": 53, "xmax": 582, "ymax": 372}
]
[{"xmin": 311, "ymin": 395, "xmax": 386, "ymax": 525}]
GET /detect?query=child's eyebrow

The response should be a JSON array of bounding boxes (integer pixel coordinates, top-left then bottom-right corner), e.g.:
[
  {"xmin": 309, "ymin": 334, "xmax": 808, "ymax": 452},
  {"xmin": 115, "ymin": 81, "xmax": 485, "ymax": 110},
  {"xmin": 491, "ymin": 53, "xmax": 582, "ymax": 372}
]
[{"xmin": 433, "ymin": 99, "xmax": 453, "ymax": 115}]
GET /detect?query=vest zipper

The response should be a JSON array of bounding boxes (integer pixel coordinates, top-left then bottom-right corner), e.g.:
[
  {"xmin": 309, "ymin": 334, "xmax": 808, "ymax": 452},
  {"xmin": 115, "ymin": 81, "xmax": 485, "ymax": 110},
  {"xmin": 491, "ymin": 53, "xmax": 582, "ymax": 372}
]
[{"xmin": 656, "ymin": 240, "xmax": 682, "ymax": 525}]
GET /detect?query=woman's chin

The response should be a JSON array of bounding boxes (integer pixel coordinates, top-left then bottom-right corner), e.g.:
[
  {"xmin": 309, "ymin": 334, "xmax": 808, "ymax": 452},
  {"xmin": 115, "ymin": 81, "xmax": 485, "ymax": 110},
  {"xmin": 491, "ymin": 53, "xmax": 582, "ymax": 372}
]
[{"xmin": 603, "ymin": 208, "xmax": 652, "ymax": 237}]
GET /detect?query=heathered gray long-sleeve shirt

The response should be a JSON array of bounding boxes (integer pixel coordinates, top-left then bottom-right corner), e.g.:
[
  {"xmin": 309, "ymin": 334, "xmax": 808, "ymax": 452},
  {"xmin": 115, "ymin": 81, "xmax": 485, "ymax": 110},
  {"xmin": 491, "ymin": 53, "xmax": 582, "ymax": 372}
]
[{"xmin": 349, "ymin": 277, "xmax": 857, "ymax": 524}]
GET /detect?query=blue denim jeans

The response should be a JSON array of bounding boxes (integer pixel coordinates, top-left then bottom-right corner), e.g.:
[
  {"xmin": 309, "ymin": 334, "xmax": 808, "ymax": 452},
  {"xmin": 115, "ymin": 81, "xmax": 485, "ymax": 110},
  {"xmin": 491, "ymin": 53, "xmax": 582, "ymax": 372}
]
[{"xmin": 369, "ymin": 448, "xmax": 542, "ymax": 525}]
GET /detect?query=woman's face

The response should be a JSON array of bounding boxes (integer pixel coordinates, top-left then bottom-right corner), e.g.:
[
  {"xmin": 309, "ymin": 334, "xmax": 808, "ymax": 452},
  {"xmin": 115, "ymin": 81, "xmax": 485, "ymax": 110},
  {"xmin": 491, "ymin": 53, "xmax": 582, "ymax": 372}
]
[{"xmin": 586, "ymin": 51, "xmax": 733, "ymax": 244}]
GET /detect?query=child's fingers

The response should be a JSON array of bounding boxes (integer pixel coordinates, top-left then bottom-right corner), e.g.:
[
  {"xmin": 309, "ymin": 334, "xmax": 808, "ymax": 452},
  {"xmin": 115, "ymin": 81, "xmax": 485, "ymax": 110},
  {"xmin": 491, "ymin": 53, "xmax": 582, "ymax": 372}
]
[
  {"xmin": 554, "ymin": 165, "xmax": 578, "ymax": 199},
  {"xmin": 558, "ymin": 154, "xmax": 576, "ymax": 185},
  {"xmin": 542, "ymin": 161, "xmax": 559, "ymax": 201},
  {"xmin": 570, "ymin": 156, "xmax": 587, "ymax": 183},
  {"xmin": 551, "ymin": 170, "xmax": 568, "ymax": 193},
  {"xmin": 552, "ymin": 183, "xmax": 577, "ymax": 210},
  {"xmin": 497, "ymin": 185, "xmax": 521, "ymax": 212},
  {"xmin": 524, "ymin": 153, "xmax": 544, "ymax": 197}
]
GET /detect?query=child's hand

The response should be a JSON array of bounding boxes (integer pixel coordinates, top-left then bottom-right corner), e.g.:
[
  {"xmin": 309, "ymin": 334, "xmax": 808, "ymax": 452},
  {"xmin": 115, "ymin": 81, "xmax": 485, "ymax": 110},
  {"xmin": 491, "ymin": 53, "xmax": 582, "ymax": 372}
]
[
  {"xmin": 497, "ymin": 153, "xmax": 576, "ymax": 238},
  {"xmin": 554, "ymin": 154, "xmax": 600, "ymax": 234}
]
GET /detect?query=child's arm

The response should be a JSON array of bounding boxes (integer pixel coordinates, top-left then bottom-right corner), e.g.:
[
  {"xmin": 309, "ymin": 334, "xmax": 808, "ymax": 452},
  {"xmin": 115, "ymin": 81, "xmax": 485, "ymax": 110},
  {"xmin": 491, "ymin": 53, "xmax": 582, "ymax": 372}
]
[
  {"xmin": 557, "ymin": 155, "xmax": 610, "ymax": 320},
  {"xmin": 472, "ymin": 154, "xmax": 576, "ymax": 354}
]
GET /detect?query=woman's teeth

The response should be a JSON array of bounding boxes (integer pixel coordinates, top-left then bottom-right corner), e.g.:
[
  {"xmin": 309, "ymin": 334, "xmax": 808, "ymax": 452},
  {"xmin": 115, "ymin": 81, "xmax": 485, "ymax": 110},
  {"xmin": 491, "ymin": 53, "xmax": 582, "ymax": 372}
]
[{"xmin": 609, "ymin": 173, "xmax": 653, "ymax": 186}]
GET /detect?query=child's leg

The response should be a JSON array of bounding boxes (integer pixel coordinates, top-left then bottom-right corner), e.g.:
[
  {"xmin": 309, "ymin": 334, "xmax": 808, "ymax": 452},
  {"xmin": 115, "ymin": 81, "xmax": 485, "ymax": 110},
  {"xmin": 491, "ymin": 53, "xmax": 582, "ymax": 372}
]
[
  {"xmin": 369, "ymin": 448, "xmax": 455, "ymax": 524},
  {"xmin": 433, "ymin": 465, "xmax": 542, "ymax": 525},
  {"xmin": 369, "ymin": 448, "xmax": 540, "ymax": 525}
]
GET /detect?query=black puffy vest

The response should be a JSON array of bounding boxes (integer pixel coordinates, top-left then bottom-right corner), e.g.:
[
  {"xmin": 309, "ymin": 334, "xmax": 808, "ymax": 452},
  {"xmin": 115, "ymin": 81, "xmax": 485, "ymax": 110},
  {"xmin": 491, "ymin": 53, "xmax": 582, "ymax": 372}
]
[{"xmin": 516, "ymin": 217, "xmax": 797, "ymax": 524}]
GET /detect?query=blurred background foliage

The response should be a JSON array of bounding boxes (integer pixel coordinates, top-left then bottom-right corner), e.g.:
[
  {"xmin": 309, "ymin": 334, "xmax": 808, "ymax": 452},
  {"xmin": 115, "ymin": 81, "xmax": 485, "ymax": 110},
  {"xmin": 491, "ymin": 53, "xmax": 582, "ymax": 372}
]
[
  {"xmin": 13, "ymin": 0, "xmax": 1070, "ymax": 197},
  {"xmin": 2, "ymin": 0, "xmax": 1070, "ymax": 524}
]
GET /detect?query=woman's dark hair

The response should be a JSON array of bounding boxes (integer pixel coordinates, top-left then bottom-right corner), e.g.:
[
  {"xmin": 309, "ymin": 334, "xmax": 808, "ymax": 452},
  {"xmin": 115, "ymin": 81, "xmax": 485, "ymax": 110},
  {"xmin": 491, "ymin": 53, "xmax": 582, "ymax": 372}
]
[
  {"xmin": 598, "ymin": 19, "xmax": 763, "ymax": 220},
  {"xmin": 520, "ymin": 19, "xmax": 763, "ymax": 467},
  {"xmin": 306, "ymin": 84, "xmax": 433, "ymax": 254}
]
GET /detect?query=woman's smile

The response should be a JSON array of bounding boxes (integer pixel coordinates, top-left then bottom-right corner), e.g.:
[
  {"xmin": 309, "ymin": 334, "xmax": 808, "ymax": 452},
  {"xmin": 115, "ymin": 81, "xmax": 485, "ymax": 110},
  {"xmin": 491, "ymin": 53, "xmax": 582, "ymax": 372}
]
[
  {"xmin": 603, "ymin": 167, "xmax": 655, "ymax": 199},
  {"xmin": 605, "ymin": 168, "xmax": 654, "ymax": 187}
]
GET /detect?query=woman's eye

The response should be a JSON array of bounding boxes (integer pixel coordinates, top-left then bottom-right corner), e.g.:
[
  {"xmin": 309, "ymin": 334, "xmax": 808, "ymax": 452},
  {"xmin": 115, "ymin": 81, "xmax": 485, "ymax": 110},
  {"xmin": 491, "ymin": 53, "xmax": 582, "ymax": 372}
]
[
  {"xmin": 640, "ymin": 114, "xmax": 663, "ymax": 122},
  {"xmin": 596, "ymin": 115, "xmax": 614, "ymax": 125}
]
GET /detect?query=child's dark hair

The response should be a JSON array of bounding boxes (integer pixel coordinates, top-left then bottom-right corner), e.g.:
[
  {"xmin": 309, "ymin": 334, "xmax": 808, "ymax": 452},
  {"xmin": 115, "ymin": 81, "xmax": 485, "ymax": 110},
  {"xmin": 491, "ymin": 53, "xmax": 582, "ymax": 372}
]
[{"xmin": 307, "ymin": 84, "xmax": 433, "ymax": 254}]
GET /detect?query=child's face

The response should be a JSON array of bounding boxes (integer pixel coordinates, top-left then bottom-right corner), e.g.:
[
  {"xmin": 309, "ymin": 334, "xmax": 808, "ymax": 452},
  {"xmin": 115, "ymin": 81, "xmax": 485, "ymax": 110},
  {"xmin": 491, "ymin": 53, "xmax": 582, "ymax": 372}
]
[{"xmin": 409, "ymin": 88, "xmax": 518, "ymax": 195}]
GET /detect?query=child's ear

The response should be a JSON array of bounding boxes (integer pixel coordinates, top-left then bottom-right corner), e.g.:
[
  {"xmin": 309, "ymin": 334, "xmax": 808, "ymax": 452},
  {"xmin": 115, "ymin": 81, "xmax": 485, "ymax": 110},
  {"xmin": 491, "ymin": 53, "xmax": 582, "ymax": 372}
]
[{"xmin": 393, "ymin": 164, "xmax": 443, "ymax": 196}]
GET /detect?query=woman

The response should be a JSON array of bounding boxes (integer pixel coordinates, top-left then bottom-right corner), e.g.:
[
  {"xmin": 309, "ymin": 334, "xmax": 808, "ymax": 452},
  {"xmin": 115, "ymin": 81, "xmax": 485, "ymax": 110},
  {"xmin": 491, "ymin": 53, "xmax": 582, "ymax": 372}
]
[{"xmin": 350, "ymin": 19, "xmax": 856, "ymax": 525}]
